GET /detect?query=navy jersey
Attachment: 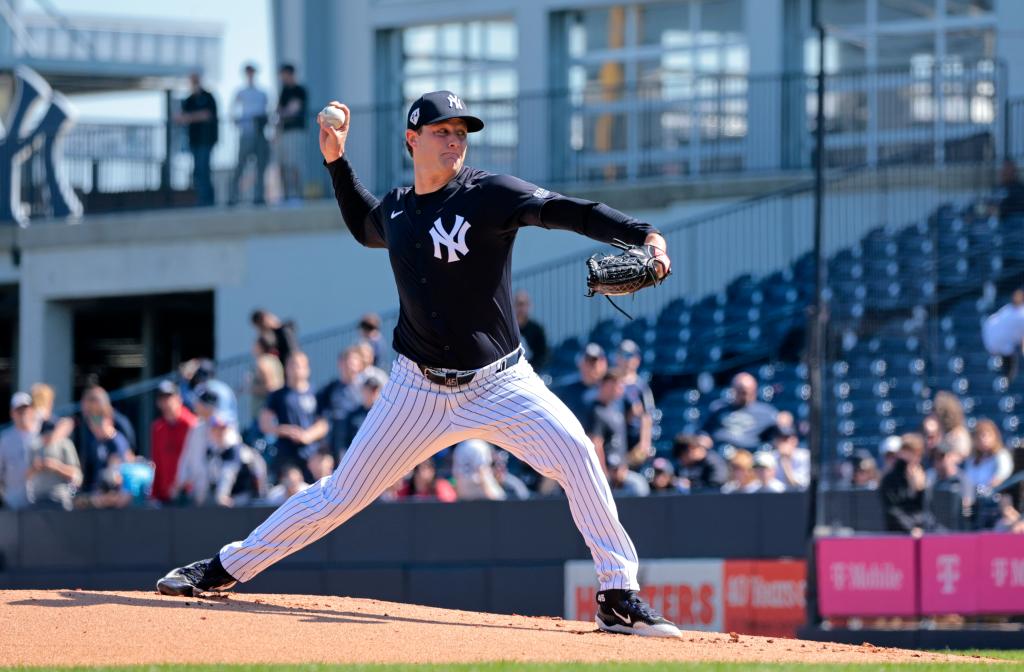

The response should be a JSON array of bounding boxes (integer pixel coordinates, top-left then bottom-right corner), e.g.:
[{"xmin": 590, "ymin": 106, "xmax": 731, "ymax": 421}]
[{"xmin": 327, "ymin": 157, "xmax": 656, "ymax": 369}]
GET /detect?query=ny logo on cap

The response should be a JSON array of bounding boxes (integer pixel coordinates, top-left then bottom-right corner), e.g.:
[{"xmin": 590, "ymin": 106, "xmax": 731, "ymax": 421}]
[
  {"xmin": 409, "ymin": 107, "xmax": 420, "ymax": 125},
  {"xmin": 447, "ymin": 94, "xmax": 464, "ymax": 110}
]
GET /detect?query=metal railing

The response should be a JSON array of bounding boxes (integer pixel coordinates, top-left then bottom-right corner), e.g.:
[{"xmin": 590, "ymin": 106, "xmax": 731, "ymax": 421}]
[{"xmin": 10, "ymin": 63, "xmax": 1007, "ymax": 221}]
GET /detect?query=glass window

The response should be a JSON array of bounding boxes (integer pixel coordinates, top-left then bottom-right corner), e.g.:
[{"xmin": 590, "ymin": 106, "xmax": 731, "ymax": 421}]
[
  {"xmin": 638, "ymin": 3, "xmax": 689, "ymax": 47},
  {"xmin": 878, "ymin": 0, "xmax": 937, "ymax": 22},
  {"xmin": 877, "ymin": 32, "xmax": 935, "ymax": 67},
  {"xmin": 945, "ymin": 0, "xmax": 992, "ymax": 16},
  {"xmin": 820, "ymin": 0, "xmax": 867, "ymax": 28},
  {"xmin": 700, "ymin": 0, "xmax": 742, "ymax": 36},
  {"xmin": 945, "ymin": 28, "xmax": 995, "ymax": 67}
]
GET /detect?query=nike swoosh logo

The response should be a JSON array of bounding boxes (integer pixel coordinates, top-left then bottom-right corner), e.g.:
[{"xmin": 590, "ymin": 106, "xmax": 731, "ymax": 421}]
[
  {"xmin": 611, "ymin": 608, "xmax": 632, "ymax": 625},
  {"xmin": 390, "ymin": 210, "xmax": 402, "ymax": 219}
]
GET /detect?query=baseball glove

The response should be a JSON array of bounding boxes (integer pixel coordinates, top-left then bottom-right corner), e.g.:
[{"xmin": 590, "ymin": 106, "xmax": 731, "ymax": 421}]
[{"xmin": 585, "ymin": 239, "xmax": 670, "ymax": 319}]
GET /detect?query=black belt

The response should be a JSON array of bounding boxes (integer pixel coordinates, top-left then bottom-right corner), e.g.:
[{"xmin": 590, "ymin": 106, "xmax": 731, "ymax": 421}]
[{"xmin": 417, "ymin": 349, "xmax": 522, "ymax": 387}]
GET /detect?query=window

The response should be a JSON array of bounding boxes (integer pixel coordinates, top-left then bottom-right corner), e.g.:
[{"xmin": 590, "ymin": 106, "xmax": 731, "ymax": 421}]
[{"xmin": 557, "ymin": 0, "xmax": 749, "ymax": 181}]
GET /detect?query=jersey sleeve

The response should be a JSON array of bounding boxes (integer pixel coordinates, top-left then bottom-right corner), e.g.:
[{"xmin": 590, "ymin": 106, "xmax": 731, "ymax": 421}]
[
  {"xmin": 487, "ymin": 174, "xmax": 657, "ymax": 246},
  {"xmin": 325, "ymin": 156, "xmax": 388, "ymax": 248}
]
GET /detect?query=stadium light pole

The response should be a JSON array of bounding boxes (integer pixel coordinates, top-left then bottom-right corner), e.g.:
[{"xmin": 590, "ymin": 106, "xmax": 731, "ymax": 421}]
[{"xmin": 805, "ymin": 0, "xmax": 828, "ymax": 630}]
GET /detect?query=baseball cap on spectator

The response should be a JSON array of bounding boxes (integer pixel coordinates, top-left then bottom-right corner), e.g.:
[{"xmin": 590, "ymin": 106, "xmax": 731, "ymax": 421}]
[
  {"xmin": 651, "ymin": 457, "xmax": 674, "ymax": 476},
  {"xmin": 880, "ymin": 435, "xmax": 902, "ymax": 456},
  {"xmin": 155, "ymin": 380, "xmax": 179, "ymax": 397},
  {"xmin": 617, "ymin": 340, "xmax": 641, "ymax": 358},
  {"xmin": 195, "ymin": 383, "xmax": 220, "ymax": 407},
  {"xmin": 407, "ymin": 90, "xmax": 484, "ymax": 132},
  {"xmin": 209, "ymin": 409, "xmax": 236, "ymax": 428},
  {"xmin": 753, "ymin": 451, "xmax": 776, "ymax": 470},
  {"xmin": 361, "ymin": 370, "xmax": 387, "ymax": 390},
  {"xmin": 359, "ymin": 314, "xmax": 381, "ymax": 331},
  {"xmin": 10, "ymin": 391, "xmax": 32, "ymax": 410},
  {"xmin": 39, "ymin": 419, "xmax": 55, "ymax": 435},
  {"xmin": 583, "ymin": 343, "xmax": 605, "ymax": 361}
]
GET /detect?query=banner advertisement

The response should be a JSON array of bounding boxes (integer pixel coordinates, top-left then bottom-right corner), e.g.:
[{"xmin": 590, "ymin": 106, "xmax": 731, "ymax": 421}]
[{"xmin": 816, "ymin": 536, "xmax": 917, "ymax": 617}]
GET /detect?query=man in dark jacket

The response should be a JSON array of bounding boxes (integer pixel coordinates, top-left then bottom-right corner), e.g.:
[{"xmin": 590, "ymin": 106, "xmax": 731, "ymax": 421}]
[
  {"xmin": 673, "ymin": 433, "xmax": 727, "ymax": 493},
  {"xmin": 178, "ymin": 72, "xmax": 219, "ymax": 206},
  {"xmin": 880, "ymin": 433, "xmax": 934, "ymax": 535}
]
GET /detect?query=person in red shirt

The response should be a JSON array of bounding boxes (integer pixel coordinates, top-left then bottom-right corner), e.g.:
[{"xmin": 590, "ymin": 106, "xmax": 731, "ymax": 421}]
[
  {"xmin": 150, "ymin": 380, "xmax": 197, "ymax": 503},
  {"xmin": 396, "ymin": 459, "xmax": 456, "ymax": 502}
]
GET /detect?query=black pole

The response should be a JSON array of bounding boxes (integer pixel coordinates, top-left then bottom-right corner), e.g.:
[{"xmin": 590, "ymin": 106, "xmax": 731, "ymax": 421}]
[
  {"xmin": 161, "ymin": 89, "xmax": 173, "ymax": 194},
  {"xmin": 805, "ymin": 0, "xmax": 827, "ymax": 630}
]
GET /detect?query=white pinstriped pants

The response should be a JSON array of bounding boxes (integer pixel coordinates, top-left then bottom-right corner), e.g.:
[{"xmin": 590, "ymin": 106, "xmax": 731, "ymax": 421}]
[{"xmin": 219, "ymin": 351, "xmax": 640, "ymax": 591}]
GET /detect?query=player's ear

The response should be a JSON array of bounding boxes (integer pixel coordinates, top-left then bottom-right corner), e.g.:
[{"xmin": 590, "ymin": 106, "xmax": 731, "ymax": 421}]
[{"xmin": 406, "ymin": 129, "xmax": 419, "ymax": 152}]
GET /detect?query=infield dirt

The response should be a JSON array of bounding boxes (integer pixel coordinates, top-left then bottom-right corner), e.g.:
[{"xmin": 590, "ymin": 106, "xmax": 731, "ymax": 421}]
[{"xmin": 0, "ymin": 590, "xmax": 996, "ymax": 667}]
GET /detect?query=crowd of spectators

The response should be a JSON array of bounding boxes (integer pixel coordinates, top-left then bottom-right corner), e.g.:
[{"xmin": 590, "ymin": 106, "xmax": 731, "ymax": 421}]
[
  {"xmin": 176, "ymin": 62, "xmax": 310, "ymax": 208},
  {"xmin": 1, "ymin": 289, "xmax": 1021, "ymax": 537}
]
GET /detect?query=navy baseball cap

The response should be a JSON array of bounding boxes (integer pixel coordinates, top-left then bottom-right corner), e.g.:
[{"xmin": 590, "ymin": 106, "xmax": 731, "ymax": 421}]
[{"xmin": 407, "ymin": 91, "xmax": 484, "ymax": 132}]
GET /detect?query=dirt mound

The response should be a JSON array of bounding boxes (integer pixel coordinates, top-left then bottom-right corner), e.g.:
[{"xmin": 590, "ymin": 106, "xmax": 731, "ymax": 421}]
[{"xmin": 0, "ymin": 590, "xmax": 985, "ymax": 666}]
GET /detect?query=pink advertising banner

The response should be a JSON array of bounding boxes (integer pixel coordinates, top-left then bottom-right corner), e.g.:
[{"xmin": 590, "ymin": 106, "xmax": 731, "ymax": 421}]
[
  {"xmin": 816, "ymin": 537, "xmax": 917, "ymax": 617},
  {"xmin": 919, "ymin": 535, "xmax": 980, "ymax": 615},
  {"xmin": 977, "ymin": 533, "xmax": 1024, "ymax": 614}
]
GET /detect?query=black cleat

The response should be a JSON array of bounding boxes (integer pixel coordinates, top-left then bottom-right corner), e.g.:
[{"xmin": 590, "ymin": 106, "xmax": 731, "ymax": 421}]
[
  {"xmin": 595, "ymin": 589, "xmax": 681, "ymax": 638},
  {"xmin": 156, "ymin": 555, "xmax": 237, "ymax": 597}
]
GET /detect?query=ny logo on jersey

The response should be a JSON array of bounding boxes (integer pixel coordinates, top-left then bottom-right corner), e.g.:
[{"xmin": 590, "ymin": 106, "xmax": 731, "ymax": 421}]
[
  {"xmin": 447, "ymin": 94, "xmax": 464, "ymax": 110},
  {"xmin": 430, "ymin": 214, "xmax": 471, "ymax": 262}
]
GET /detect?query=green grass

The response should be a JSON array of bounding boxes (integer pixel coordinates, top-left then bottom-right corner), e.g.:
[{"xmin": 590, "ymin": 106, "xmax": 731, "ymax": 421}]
[{"xmin": 4, "ymin": 660, "xmax": 1024, "ymax": 672}]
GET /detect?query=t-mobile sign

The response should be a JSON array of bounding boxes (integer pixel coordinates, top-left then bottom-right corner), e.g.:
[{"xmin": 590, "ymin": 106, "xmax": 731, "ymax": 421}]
[{"xmin": 816, "ymin": 536, "xmax": 917, "ymax": 617}]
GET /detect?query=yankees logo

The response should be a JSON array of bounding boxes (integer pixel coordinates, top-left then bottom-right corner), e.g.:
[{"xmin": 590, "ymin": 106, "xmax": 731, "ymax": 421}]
[
  {"xmin": 409, "ymin": 107, "xmax": 420, "ymax": 125},
  {"xmin": 429, "ymin": 214, "xmax": 471, "ymax": 262},
  {"xmin": 447, "ymin": 94, "xmax": 464, "ymax": 110}
]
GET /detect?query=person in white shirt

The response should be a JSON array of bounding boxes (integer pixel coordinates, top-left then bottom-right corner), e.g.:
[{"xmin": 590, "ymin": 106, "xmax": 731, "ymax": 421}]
[
  {"xmin": 770, "ymin": 426, "xmax": 810, "ymax": 490},
  {"xmin": 982, "ymin": 289, "xmax": 1024, "ymax": 380},
  {"xmin": 751, "ymin": 451, "xmax": 787, "ymax": 493},
  {"xmin": 229, "ymin": 62, "xmax": 270, "ymax": 206},
  {"xmin": 452, "ymin": 439, "xmax": 506, "ymax": 501}
]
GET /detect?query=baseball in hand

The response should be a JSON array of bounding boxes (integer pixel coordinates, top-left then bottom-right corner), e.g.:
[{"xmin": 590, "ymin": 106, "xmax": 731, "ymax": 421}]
[{"xmin": 319, "ymin": 105, "xmax": 346, "ymax": 129}]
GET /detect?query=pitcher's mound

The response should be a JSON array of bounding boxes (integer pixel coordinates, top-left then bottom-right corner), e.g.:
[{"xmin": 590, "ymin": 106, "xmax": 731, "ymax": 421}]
[{"xmin": 0, "ymin": 590, "xmax": 981, "ymax": 666}]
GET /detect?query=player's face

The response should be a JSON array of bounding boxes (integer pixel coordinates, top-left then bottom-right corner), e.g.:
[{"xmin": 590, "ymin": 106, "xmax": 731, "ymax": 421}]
[{"xmin": 410, "ymin": 119, "xmax": 469, "ymax": 174}]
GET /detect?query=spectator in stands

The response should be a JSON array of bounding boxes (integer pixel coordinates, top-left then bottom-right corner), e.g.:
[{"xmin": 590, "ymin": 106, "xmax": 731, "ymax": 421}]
[
  {"xmin": 358, "ymin": 313, "xmax": 384, "ymax": 366},
  {"xmin": 172, "ymin": 386, "xmax": 221, "ymax": 506},
  {"xmin": 994, "ymin": 158, "xmax": 1024, "ymax": 219},
  {"xmin": 514, "ymin": 290, "xmax": 548, "ymax": 369},
  {"xmin": 982, "ymin": 289, "xmax": 1024, "ymax": 381},
  {"xmin": 964, "ymin": 418, "xmax": 1014, "ymax": 492},
  {"xmin": 26, "ymin": 419, "xmax": 82, "ymax": 511},
  {"xmin": 493, "ymin": 450, "xmax": 531, "ymax": 500},
  {"xmin": 993, "ymin": 494, "xmax": 1024, "ymax": 534},
  {"xmin": 614, "ymin": 340, "xmax": 655, "ymax": 465},
  {"xmin": 307, "ymin": 452, "xmax": 335, "ymax": 481},
  {"xmin": 337, "ymin": 373, "xmax": 386, "ymax": 460},
  {"xmin": 397, "ymin": 460, "xmax": 456, "ymax": 502},
  {"xmin": 181, "ymin": 359, "xmax": 238, "ymax": 421},
  {"xmin": 176, "ymin": 72, "xmax": 218, "ymax": 207},
  {"xmin": 89, "ymin": 453, "xmax": 133, "ymax": 509},
  {"xmin": 267, "ymin": 465, "xmax": 309, "ymax": 505},
  {"xmin": 585, "ymin": 371, "xmax": 628, "ymax": 467},
  {"xmin": 647, "ymin": 457, "xmax": 683, "ymax": 495},
  {"xmin": 73, "ymin": 385, "xmax": 135, "ymax": 493},
  {"xmin": 771, "ymin": 425, "xmax": 810, "ymax": 490},
  {"xmin": 250, "ymin": 335, "xmax": 285, "ymax": 414},
  {"xmin": 934, "ymin": 391, "xmax": 971, "ymax": 460},
  {"xmin": 208, "ymin": 413, "xmax": 268, "ymax": 507},
  {"xmin": 880, "ymin": 433, "xmax": 932, "ymax": 536},
  {"xmin": 879, "ymin": 435, "xmax": 901, "ymax": 473},
  {"xmin": 701, "ymin": 372, "xmax": 778, "ymax": 451},
  {"xmin": 926, "ymin": 440, "xmax": 974, "ymax": 520},
  {"xmin": 752, "ymin": 451, "xmax": 787, "ymax": 493},
  {"xmin": 251, "ymin": 309, "xmax": 299, "ymax": 368},
  {"xmin": 554, "ymin": 343, "xmax": 606, "ymax": 425},
  {"xmin": 229, "ymin": 63, "xmax": 270, "ymax": 206},
  {"xmin": 261, "ymin": 351, "xmax": 328, "ymax": 481},
  {"xmin": 673, "ymin": 433, "xmax": 727, "ymax": 493},
  {"xmin": 453, "ymin": 439, "xmax": 506, "ymax": 501},
  {"xmin": 921, "ymin": 414, "xmax": 944, "ymax": 466},
  {"xmin": 30, "ymin": 383, "xmax": 74, "ymax": 444},
  {"xmin": 0, "ymin": 393, "xmax": 38, "ymax": 510},
  {"xmin": 605, "ymin": 452, "xmax": 650, "ymax": 497},
  {"xmin": 150, "ymin": 380, "xmax": 197, "ymax": 505},
  {"xmin": 720, "ymin": 449, "xmax": 759, "ymax": 494},
  {"xmin": 274, "ymin": 63, "xmax": 308, "ymax": 203},
  {"xmin": 317, "ymin": 347, "xmax": 368, "ymax": 459},
  {"xmin": 850, "ymin": 451, "xmax": 880, "ymax": 490}
]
